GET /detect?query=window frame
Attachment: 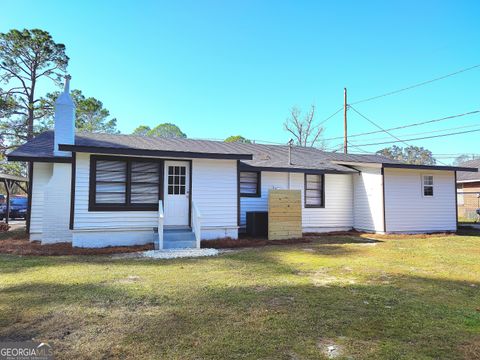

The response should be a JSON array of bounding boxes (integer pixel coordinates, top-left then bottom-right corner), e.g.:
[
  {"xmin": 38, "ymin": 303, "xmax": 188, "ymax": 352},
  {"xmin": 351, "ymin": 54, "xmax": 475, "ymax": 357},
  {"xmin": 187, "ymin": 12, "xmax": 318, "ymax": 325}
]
[
  {"xmin": 239, "ymin": 171, "xmax": 261, "ymax": 197},
  {"xmin": 89, "ymin": 155, "xmax": 163, "ymax": 211},
  {"xmin": 422, "ymin": 174, "xmax": 434, "ymax": 198},
  {"xmin": 304, "ymin": 173, "xmax": 325, "ymax": 208},
  {"xmin": 166, "ymin": 164, "xmax": 187, "ymax": 195}
]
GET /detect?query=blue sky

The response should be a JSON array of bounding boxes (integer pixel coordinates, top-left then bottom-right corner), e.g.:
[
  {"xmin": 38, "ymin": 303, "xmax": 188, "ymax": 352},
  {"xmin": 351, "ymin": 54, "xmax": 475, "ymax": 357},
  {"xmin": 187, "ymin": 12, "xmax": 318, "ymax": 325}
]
[{"xmin": 1, "ymin": 0, "xmax": 479, "ymax": 162}]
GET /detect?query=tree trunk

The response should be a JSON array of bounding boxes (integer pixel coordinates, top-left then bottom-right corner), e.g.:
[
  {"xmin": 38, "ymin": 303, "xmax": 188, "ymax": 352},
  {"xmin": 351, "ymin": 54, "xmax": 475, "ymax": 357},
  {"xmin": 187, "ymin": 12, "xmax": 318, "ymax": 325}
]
[
  {"xmin": 27, "ymin": 77, "xmax": 36, "ymax": 140},
  {"xmin": 27, "ymin": 102, "xmax": 34, "ymax": 140}
]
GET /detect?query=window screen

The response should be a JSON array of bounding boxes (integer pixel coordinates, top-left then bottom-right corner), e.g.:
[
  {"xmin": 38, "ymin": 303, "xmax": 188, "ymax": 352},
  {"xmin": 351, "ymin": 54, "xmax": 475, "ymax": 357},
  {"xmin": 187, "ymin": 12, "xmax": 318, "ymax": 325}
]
[
  {"xmin": 305, "ymin": 174, "xmax": 324, "ymax": 207},
  {"xmin": 423, "ymin": 175, "xmax": 434, "ymax": 196},
  {"xmin": 240, "ymin": 172, "xmax": 260, "ymax": 196}
]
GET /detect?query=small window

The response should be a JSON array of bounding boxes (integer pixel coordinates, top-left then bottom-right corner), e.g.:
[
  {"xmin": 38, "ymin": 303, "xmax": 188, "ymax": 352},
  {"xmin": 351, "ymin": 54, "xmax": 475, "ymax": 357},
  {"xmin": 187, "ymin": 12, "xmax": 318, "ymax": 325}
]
[
  {"xmin": 305, "ymin": 174, "xmax": 324, "ymax": 207},
  {"xmin": 240, "ymin": 171, "xmax": 260, "ymax": 197},
  {"xmin": 423, "ymin": 175, "xmax": 434, "ymax": 197},
  {"xmin": 167, "ymin": 165, "xmax": 187, "ymax": 195}
]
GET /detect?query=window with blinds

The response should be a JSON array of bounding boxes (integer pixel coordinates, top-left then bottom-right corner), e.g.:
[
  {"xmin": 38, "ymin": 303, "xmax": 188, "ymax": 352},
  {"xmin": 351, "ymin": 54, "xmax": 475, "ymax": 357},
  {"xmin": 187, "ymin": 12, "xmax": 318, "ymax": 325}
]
[
  {"xmin": 95, "ymin": 160, "xmax": 127, "ymax": 204},
  {"xmin": 131, "ymin": 162, "xmax": 160, "ymax": 203},
  {"xmin": 90, "ymin": 156, "xmax": 161, "ymax": 210},
  {"xmin": 304, "ymin": 174, "xmax": 324, "ymax": 208},
  {"xmin": 239, "ymin": 171, "xmax": 260, "ymax": 197}
]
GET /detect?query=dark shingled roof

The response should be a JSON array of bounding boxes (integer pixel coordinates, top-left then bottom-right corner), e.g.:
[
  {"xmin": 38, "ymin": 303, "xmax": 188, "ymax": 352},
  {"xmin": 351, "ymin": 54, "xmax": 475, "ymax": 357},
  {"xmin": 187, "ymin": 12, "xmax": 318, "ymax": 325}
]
[
  {"xmin": 457, "ymin": 159, "xmax": 480, "ymax": 182},
  {"xmin": 5, "ymin": 130, "xmax": 431, "ymax": 173},
  {"xmin": 8, "ymin": 131, "xmax": 58, "ymax": 160}
]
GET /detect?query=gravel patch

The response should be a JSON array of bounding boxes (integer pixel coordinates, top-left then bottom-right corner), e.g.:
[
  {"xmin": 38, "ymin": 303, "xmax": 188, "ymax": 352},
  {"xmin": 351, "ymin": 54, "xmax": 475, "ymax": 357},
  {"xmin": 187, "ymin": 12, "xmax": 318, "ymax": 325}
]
[{"xmin": 141, "ymin": 248, "xmax": 219, "ymax": 259}]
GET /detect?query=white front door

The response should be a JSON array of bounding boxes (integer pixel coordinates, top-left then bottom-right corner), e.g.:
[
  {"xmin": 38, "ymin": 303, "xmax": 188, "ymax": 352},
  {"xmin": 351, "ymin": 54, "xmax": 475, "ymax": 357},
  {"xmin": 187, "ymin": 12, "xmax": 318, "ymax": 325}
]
[{"xmin": 164, "ymin": 161, "xmax": 190, "ymax": 226}]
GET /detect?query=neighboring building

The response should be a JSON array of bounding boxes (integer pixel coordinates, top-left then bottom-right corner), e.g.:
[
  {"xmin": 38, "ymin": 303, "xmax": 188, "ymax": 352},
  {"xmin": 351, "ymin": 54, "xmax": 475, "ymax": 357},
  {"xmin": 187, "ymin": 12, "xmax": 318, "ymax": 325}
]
[
  {"xmin": 7, "ymin": 78, "xmax": 477, "ymax": 248},
  {"xmin": 456, "ymin": 159, "xmax": 480, "ymax": 219}
]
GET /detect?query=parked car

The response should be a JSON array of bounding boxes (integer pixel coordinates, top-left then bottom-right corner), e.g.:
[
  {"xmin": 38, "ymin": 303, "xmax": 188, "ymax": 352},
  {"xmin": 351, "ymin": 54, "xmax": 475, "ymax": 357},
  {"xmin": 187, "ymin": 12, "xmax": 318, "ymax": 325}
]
[{"xmin": 0, "ymin": 197, "xmax": 28, "ymax": 220}]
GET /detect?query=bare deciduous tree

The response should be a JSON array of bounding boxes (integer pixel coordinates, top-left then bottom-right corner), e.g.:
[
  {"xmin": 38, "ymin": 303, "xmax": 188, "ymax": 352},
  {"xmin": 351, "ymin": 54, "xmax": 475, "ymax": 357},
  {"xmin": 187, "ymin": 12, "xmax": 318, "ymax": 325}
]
[{"xmin": 283, "ymin": 105, "xmax": 324, "ymax": 147}]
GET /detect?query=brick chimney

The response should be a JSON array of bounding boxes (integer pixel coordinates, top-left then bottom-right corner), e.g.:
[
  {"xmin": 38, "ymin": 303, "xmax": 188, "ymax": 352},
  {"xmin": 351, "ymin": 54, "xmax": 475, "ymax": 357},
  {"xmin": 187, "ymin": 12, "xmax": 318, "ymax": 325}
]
[{"xmin": 54, "ymin": 75, "xmax": 75, "ymax": 156}]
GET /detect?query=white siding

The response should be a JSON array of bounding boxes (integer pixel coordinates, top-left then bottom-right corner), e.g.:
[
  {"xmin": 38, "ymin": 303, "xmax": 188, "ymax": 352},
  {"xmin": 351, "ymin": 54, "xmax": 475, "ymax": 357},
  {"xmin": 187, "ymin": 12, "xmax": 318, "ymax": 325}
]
[
  {"xmin": 72, "ymin": 154, "xmax": 239, "ymax": 244},
  {"xmin": 191, "ymin": 159, "xmax": 238, "ymax": 239},
  {"xmin": 240, "ymin": 172, "xmax": 354, "ymax": 232},
  {"xmin": 384, "ymin": 168, "xmax": 456, "ymax": 232},
  {"xmin": 74, "ymin": 153, "xmax": 158, "ymax": 230},
  {"xmin": 73, "ymin": 229, "xmax": 154, "ymax": 248},
  {"xmin": 42, "ymin": 163, "xmax": 72, "ymax": 243},
  {"xmin": 301, "ymin": 174, "xmax": 353, "ymax": 232},
  {"xmin": 353, "ymin": 167, "xmax": 385, "ymax": 232},
  {"xmin": 30, "ymin": 162, "xmax": 53, "ymax": 240},
  {"xmin": 240, "ymin": 172, "xmax": 289, "ymax": 225}
]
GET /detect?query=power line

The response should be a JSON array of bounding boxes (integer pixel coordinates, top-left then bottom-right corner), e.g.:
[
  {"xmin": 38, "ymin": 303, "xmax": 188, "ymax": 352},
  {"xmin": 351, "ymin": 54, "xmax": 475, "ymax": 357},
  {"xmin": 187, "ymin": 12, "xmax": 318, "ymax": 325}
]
[
  {"xmin": 348, "ymin": 122, "xmax": 480, "ymax": 144},
  {"xmin": 322, "ymin": 109, "xmax": 480, "ymax": 141},
  {"xmin": 325, "ymin": 144, "xmax": 345, "ymax": 152},
  {"xmin": 215, "ymin": 106, "xmax": 343, "ymax": 146},
  {"xmin": 347, "ymin": 141, "xmax": 376, "ymax": 154},
  {"xmin": 349, "ymin": 106, "xmax": 410, "ymax": 147},
  {"xmin": 351, "ymin": 127, "xmax": 480, "ymax": 147},
  {"xmin": 348, "ymin": 106, "xmax": 452, "ymax": 166},
  {"xmin": 319, "ymin": 106, "xmax": 344, "ymax": 126},
  {"xmin": 433, "ymin": 153, "xmax": 480, "ymax": 156},
  {"xmin": 253, "ymin": 107, "xmax": 343, "ymax": 146},
  {"xmin": 350, "ymin": 64, "xmax": 480, "ymax": 105}
]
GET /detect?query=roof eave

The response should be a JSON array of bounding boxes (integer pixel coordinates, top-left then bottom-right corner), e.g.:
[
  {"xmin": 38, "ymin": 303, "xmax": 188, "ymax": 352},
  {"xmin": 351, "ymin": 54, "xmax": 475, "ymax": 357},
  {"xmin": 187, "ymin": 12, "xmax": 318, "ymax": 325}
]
[
  {"xmin": 7, "ymin": 155, "xmax": 72, "ymax": 163},
  {"xmin": 382, "ymin": 163, "xmax": 478, "ymax": 172},
  {"xmin": 238, "ymin": 163, "xmax": 358, "ymax": 174},
  {"xmin": 58, "ymin": 144, "xmax": 253, "ymax": 160},
  {"xmin": 457, "ymin": 179, "xmax": 480, "ymax": 183},
  {"xmin": 332, "ymin": 161, "xmax": 383, "ymax": 168}
]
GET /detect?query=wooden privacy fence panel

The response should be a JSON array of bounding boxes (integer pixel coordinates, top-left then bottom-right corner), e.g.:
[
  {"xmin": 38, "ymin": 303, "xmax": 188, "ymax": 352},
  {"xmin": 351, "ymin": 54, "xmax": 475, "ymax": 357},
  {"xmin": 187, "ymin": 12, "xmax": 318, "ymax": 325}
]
[{"xmin": 268, "ymin": 190, "xmax": 302, "ymax": 240}]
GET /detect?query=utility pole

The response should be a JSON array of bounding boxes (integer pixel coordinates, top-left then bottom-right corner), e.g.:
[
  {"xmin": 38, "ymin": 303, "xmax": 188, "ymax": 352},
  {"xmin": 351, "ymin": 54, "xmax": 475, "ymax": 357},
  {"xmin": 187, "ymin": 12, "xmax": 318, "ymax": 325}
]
[{"xmin": 344, "ymin": 87, "xmax": 348, "ymax": 154}]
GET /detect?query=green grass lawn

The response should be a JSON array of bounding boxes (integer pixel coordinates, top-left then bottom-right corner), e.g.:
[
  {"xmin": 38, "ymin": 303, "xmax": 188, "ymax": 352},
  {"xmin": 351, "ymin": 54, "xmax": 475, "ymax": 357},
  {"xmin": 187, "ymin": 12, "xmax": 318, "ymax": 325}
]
[{"xmin": 1, "ymin": 232, "xmax": 480, "ymax": 359}]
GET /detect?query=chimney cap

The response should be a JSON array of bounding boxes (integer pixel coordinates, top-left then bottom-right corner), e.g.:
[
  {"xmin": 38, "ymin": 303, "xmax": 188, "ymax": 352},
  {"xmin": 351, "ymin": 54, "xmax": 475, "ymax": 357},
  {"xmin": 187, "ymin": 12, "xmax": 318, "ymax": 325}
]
[
  {"xmin": 64, "ymin": 74, "xmax": 71, "ymax": 93},
  {"xmin": 55, "ymin": 74, "xmax": 74, "ymax": 106}
]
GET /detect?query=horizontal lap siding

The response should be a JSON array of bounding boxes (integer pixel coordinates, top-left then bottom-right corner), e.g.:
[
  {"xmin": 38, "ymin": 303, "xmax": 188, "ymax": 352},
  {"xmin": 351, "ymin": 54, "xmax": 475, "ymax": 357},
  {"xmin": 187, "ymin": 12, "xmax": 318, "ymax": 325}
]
[
  {"xmin": 30, "ymin": 162, "xmax": 53, "ymax": 235},
  {"xmin": 240, "ymin": 172, "xmax": 288, "ymax": 225},
  {"xmin": 42, "ymin": 163, "xmax": 72, "ymax": 243},
  {"xmin": 192, "ymin": 159, "xmax": 237, "ymax": 227},
  {"xmin": 299, "ymin": 174, "xmax": 353, "ymax": 229},
  {"xmin": 240, "ymin": 172, "xmax": 353, "ymax": 230},
  {"xmin": 353, "ymin": 167, "xmax": 384, "ymax": 232},
  {"xmin": 384, "ymin": 169, "xmax": 456, "ymax": 232},
  {"xmin": 74, "ymin": 153, "xmax": 157, "ymax": 229}
]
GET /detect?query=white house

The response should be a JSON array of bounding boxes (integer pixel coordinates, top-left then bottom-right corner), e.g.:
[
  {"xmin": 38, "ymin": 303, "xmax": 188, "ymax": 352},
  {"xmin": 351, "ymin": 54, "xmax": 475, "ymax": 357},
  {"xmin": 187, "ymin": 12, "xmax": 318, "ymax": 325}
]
[{"xmin": 8, "ymin": 78, "xmax": 477, "ymax": 249}]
